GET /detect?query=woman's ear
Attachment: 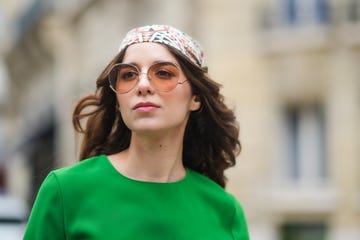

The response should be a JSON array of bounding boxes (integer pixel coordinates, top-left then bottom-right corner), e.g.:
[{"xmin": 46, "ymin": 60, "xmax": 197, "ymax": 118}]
[{"xmin": 190, "ymin": 95, "xmax": 201, "ymax": 111}]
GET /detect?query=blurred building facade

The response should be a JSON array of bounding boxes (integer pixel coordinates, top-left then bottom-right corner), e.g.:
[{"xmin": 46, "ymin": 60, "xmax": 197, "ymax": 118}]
[{"xmin": 0, "ymin": 0, "xmax": 359, "ymax": 239}]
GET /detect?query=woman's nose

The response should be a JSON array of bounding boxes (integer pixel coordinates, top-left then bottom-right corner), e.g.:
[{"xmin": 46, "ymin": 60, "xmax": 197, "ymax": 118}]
[{"xmin": 137, "ymin": 72, "xmax": 154, "ymax": 95}]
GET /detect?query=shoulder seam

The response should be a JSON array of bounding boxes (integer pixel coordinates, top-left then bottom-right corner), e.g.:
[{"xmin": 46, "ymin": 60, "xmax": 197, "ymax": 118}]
[{"xmin": 188, "ymin": 169, "xmax": 224, "ymax": 190}]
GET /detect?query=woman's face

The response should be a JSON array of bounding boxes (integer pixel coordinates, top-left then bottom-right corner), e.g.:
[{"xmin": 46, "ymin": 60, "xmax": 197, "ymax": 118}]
[{"xmin": 116, "ymin": 42, "xmax": 200, "ymax": 135}]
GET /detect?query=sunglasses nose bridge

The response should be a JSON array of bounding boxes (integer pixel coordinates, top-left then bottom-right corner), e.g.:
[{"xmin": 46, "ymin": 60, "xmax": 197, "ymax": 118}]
[
  {"xmin": 138, "ymin": 71, "xmax": 148, "ymax": 77},
  {"xmin": 137, "ymin": 70, "xmax": 149, "ymax": 81},
  {"xmin": 136, "ymin": 69, "xmax": 153, "ymax": 89}
]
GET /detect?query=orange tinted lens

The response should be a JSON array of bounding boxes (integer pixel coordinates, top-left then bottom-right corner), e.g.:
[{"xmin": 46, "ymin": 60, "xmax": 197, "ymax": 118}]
[
  {"xmin": 149, "ymin": 63, "xmax": 179, "ymax": 91},
  {"xmin": 112, "ymin": 64, "xmax": 139, "ymax": 93}
]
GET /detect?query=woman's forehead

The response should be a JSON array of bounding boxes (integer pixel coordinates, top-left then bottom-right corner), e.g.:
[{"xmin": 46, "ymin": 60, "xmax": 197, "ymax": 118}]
[{"xmin": 122, "ymin": 42, "xmax": 179, "ymax": 64}]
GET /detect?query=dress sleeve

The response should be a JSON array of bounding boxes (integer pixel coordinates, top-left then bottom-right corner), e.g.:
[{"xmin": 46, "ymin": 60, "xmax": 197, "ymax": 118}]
[
  {"xmin": 23, "ymin": 172, "xmax": 66, "ymax": 240},
  {"xmin": 231, "ymin": 196, "xmax": 250, "ymax": 240}
]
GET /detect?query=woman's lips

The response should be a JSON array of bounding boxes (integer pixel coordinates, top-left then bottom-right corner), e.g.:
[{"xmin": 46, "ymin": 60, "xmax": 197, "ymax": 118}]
[{"xmin": 133, "ymin": 102, "xmax": 160, "ymax": 112}]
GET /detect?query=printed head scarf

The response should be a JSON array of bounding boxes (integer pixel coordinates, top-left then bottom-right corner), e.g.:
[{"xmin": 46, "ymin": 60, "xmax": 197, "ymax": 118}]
[{"xmin": 119, "ymin": 25, "xmax": 204, "ymax": 68}]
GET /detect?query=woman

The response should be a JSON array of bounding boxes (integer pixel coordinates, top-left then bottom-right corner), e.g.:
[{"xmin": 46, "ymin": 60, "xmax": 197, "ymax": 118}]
[{"xmin": 24, "ymin": 25, "xmax": 249, "ymax": 239}]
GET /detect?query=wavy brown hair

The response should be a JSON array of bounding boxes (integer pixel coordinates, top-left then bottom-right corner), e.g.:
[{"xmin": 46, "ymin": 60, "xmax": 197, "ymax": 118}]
[{"xmin": 72, "ymin": 46, "xmax": 241, "ymax": 188}]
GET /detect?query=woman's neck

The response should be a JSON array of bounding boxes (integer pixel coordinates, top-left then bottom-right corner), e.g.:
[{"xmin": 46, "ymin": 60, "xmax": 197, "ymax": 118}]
[{"xmin": 108, "ymin": 129, "xmax": 186, "ymax": 183}]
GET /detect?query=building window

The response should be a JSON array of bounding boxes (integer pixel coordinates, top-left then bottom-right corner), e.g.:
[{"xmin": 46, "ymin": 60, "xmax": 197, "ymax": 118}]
[
  {"xmin": 285, "ymin": 0, "xmax": 297, "ymax": 25},
  {"xmin": 281, "ymin": 222, "xmax": 327, "ymax": 240},
  {"xmin": 283, "ymin": 104, "xmax": 327, "ymax": 184},
  {"xmin": 0, "ymin": 166, "xmax": 5, "ymax": 192},
  {"xmin": 261, "ymin": 0, "xmax": 331, "ymax": 28},
  {"xmin": 348, "ymin": 0, "xmax": 360, "ymax": 22},
  {"xmin": 284, "ymin": 0, "xmax": 330, "ymax": 25},
  {"xmin": 316, "ymin": 0, "xmax": 330, "ymax": 24}
]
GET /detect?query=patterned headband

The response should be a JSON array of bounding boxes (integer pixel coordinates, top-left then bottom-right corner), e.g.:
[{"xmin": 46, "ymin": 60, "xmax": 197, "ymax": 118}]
[{"xmin": 119, "ymin": 25, "xmax": 204, "ymax": 67}]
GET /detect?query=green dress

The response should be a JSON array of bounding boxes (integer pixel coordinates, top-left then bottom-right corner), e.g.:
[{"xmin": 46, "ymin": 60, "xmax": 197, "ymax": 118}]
[{"xmin": 24, "ymin": 155, "xmax": 249, "ymax": 239}]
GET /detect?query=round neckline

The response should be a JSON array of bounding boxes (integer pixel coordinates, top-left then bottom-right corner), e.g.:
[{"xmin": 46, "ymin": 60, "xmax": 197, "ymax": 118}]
[{"xmin": 101, "ymin": 154, "xmax": 190, "ymax": 185}]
